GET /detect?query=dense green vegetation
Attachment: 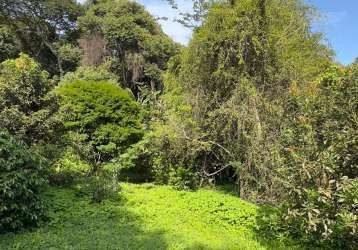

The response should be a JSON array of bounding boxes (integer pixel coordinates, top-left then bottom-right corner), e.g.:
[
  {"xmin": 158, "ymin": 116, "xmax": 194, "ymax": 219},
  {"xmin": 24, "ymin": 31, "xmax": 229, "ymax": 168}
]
[
  {"xmin": 77, "ymin": 0, "xmax": 179, "ymax": 96},
  {"xmin": 0, "ymin": 183, "xmax": 299, "ymax": 250},
  {"xmin": 0, "ymin": 0, "xmax": 83, "ymax": 76},
  {"xmin": 0, "ymin": 54, "xmax": 61, "ymax": 145},
  {"xmin": 0, "ymin": 131, "xmax": 47, "ymax": 232},
  {"xmin": 56, "ymin": 80, "xmax": 143, "ymax": 167},
  {"xmin": 0, "ymin": 0, "xmax": 357, "ymax": 249}
]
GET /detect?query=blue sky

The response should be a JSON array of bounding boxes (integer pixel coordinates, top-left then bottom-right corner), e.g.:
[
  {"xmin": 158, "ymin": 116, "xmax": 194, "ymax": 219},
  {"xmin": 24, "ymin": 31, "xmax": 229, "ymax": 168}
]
[
  {"xmin": 79, "ymin": 0, "xmax": 358, "ymax": 65},
  {"xmin": 306, "ymin": 0, "xmax": 358, "ymax": 65},
  {"xmin": 136, "ymin": 0, "xmax": 193, "ymax": 44}
]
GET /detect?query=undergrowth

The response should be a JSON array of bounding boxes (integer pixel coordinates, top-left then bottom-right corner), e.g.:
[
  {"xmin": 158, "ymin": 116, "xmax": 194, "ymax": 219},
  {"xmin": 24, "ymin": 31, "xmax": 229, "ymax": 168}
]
[{"xmin": 0, "ymin": 183, "xmax": 303, "ymax": 250}]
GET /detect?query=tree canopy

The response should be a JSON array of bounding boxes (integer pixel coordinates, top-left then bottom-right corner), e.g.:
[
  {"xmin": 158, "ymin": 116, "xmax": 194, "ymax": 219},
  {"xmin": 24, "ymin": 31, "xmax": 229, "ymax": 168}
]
[
  {"xmin": 0, "ymin": 0, "xmax": 83, "ymax": 75},
  {"xmin": 77, "ymin": 0, "xmax": 179, "ymax": 97},
  {"xmin": 0, "ymin": 0, "xmax": 356, "ymax": 248}
]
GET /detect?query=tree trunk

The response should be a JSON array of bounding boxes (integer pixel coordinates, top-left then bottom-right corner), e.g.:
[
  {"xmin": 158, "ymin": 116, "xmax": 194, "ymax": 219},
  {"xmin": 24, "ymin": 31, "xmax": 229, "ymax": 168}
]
[{"xmin": 44, "ymin": 40, "xmax": 63, "ymax": 78}]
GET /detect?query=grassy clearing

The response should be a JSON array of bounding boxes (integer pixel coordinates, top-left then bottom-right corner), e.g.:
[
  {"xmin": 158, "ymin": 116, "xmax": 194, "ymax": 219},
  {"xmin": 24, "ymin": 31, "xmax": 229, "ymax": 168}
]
[{"xmin": 0, "ymin": 183, "xmax": 301, "ymax": 250}]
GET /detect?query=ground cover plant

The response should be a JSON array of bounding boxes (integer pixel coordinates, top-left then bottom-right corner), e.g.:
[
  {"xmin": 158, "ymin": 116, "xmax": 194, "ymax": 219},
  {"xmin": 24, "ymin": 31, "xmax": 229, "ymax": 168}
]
[
  {"xmin": 0, "ymin": 183, "xmax": 302, "ymax": 250},
  {"xmin": 0, "ymin": 0, "xmax": 357, "ymax": 249}
]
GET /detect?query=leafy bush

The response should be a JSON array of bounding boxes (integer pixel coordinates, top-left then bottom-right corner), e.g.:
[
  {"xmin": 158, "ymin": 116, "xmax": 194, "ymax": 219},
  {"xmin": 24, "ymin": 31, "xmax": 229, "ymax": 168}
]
[
  {"xmin": 277, "ymin": 65, "xmax": 358, "ymax": 248},
  {"xmin": 61, "ymin": 65, "xmax": 118, "ymax": 85},
  {"xmin": 168, "ymin": 166, "xmax": 198, "ymax": 190},
  {"xmin": 56, "ymin": 80, "xmax": 144, "ymax": 167},
  {"xmin": 50, "ymin": 148, "xmax": 119, "ymax": 202},
  {"xmin": 0, "ymin": 131, "xmax": 47, "ymax": 232},
  {"xmin": 0, "ymin": 53, "xmax": 61, "ymax": 145},
  {"xmin": 119, "ymin": 139, "xmax": 201, "ymax": 190},
  {"xmin": 116, "ymin": 137, "xmax": 154, "ymax": 183},
  {"xmin": 56, "ymin": 80, "xmax": 143, "ymax": 201},
  {"xmin": 331, "ymin": 179, "xmax": 358, "ymax": 248},
  {"xmin": 50, "ymin": 148, "xmax": 91, "ymax": 186},
  {"xmin": 87, "ymin": 169, "xmax": 120, "ymax": 203}
]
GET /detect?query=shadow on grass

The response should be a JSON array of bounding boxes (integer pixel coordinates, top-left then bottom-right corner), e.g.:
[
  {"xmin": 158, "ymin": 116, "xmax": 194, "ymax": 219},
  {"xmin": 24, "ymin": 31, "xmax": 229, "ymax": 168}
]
[
  {"xmin": 214, "ymin": 183, "xmax": 240, "ymax": 197},
  {"xmin": 253, "ymin": 205, "xmax": 305, "ymax": 250},
  {"xmin": 208, "ymin": 184, "xmax": 304, "ymax": 249},
  {"xmin": 0, "ymin": 183, "xmax": 306, "ymax": 250},
  {"xmin": 0, "ymin": 187, "xmax": 170, "ymax": 250}
]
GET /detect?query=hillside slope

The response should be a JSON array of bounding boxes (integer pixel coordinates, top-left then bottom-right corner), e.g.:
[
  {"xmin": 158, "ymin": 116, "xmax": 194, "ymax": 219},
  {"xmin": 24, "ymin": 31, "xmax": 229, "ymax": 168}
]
[{"xmin": 0, "ymin": 183, "xmax": 300, "ymax": 250}]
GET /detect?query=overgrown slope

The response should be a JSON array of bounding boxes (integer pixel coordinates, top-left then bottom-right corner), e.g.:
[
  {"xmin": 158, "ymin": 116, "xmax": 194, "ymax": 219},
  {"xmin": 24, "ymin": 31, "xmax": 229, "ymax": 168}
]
[{"xmin": 0, "ymin": 184, "xmax": 300, "ymax": 250}]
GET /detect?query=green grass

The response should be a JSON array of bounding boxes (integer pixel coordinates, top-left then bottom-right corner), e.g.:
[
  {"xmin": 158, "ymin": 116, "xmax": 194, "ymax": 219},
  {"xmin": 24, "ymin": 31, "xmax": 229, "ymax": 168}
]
[{"xmin": 0, "ymin": 183, "xmax": 302, "ymax": 250}]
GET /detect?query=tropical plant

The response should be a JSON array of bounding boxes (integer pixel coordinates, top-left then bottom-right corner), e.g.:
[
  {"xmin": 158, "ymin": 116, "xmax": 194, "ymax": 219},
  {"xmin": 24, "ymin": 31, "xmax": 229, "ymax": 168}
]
[
  {"xmin": 277, "ymin": 65, "xmax": 358, "ymax": 248},
  {"xmin": 0, "ymin": 130, "xmax": 47, "ymax": 232},
  {"xmin": 0, "ymin": 53, "xmax": 62, "ymax": 145}
]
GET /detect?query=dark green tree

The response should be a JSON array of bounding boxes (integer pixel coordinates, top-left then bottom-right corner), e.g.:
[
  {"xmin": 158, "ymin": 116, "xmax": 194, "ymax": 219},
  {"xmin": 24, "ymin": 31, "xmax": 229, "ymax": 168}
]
[
  {"xmin": 0, "ymin": 25, "xmax": 20, "ymax": 62},
  {"xmin": 77, "ymin": 0, "xmax": 179, "ymax": 98},
  {"xmin": 56, "ymin": 80, "xmax": 144, "ymax": 168},
  {"xmin": 0, "ymin": 53, "xmax": 62, "ymax": 145},
  {"xmin": 0, "ymin": 0, "xmax": 83, "ymax": 76}
]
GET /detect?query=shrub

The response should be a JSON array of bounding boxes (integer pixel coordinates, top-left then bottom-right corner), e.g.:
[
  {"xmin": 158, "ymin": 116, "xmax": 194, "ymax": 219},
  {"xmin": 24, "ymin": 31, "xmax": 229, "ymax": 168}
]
[
  {"xmin": 57, "ymin": 80, "xmax": 143, "ymax": 167},
  {"xmin": 87, "ymin": 169, "xmax": 120, "ymax": 203},
  {"xmin": 116, "ymin": 137, "xmax": 154, "ymax": 183},
  {"xmin": 50, "ymin": 148, "xmax": 91, "ymax": 187},
  {"xmin": 56, "ymin": 80, "xmax": 143, "ymax": 201},
  {"xmin": 61, "ymin": 65, "xmax": 118, "ymax": 85},
  {"xmin": 168, "ymin": 166, "xmax": 198, "ymax": 190},
  {"xmin": 117, "ymin": 130, "xmax": 201, "ymax": 189},
  {"xmin": 0, "ymin": 53, "xmax": 61, "ymax": 145},
  {"xmin": 278, "ymin": 65, "xmax": 358, "ymax": 248},
  {"xmin": 0, "ymin": 131, "xmax": 47, "ymax": 232}
]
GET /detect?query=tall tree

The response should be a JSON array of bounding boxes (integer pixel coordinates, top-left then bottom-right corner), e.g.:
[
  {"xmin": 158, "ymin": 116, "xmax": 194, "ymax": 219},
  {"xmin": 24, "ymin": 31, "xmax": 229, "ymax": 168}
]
[
  {"xmin": 0, "ymin": 0, "xmax": 83, "ymax": 76},
  {"xmin": 155, "ymin": 0, "xmax": 333, "ymax": 200},
  {"xmin": 77, "ymin": 0, "xmax": 179, "ymax": 98}
]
